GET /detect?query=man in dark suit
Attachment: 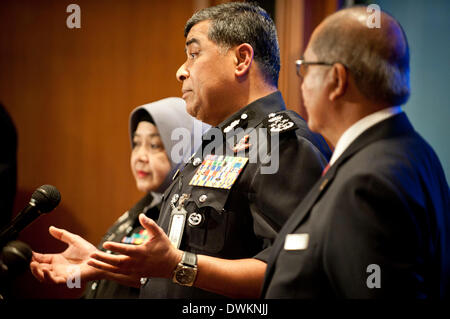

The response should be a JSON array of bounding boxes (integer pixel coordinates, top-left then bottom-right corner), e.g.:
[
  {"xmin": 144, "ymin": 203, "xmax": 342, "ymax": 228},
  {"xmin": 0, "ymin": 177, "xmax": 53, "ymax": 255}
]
[{"xmin": 261, "ymin": 7, "xmax": 450, "ymax": 298}]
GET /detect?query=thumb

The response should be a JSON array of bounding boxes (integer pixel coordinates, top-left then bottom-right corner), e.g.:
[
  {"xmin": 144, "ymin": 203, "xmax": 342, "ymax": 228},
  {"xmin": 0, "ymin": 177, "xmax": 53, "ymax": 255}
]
[
  {"xmin": 49, "ymin": 226, "xmax": 64, "ymax": 240},
  {"xmin": 49, "ymin": 226, "xmax": 76, "ymax": 245},
  {"xmin": 139, "ymin": 214, "xmax": 165, "ymax": 238}
]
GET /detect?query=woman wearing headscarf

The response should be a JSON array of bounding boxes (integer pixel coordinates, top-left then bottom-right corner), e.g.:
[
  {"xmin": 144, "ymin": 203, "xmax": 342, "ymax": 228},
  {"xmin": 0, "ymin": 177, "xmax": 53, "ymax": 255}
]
[{"xmin": 31, "ymin": 98, "xmax": 207, "ymax": 298}]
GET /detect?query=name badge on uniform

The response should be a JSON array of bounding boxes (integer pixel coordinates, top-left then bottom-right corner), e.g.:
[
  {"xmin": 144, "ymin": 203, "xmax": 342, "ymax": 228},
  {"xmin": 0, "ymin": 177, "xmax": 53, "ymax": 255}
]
[
  {"xmin": 189, "ymin": 155, "xmax": 248, "ymax": 190},
  {"xmin": 284, "ymin": 233, "xmax": 309, "ymax": 250},
  {"xmin": 167, "ymin": 194, "xmax": 190, "ymax": 248}
]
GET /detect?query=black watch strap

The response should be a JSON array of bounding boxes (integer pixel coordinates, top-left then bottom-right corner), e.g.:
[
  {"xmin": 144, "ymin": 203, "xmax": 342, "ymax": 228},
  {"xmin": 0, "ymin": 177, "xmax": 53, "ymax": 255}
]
[{"xmin": 182, "ymin": 251, "xmax": 197, "ymax": 267}]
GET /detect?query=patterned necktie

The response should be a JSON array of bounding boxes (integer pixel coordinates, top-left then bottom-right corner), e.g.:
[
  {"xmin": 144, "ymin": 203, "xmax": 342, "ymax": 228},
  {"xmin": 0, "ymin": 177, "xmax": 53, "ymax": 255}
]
[{"xmin": 321, "ymin": 163, "xmax": 330, "ymax": 176}]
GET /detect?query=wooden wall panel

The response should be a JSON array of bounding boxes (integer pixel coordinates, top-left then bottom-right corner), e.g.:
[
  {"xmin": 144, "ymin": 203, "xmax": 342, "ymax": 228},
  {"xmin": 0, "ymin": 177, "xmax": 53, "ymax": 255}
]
[
  {"xmin": 276, "ymin": 0, "xmax": 341, "ymax": 119},
  {"xmin": 0, "ymin": 0, "xmax": 341, "ymax": 299},
  {"xmin": 276, "ymin": 0, "xmax": 306, "ymax": 117},
  {"xmin": 0, "ymin": 0, "xmax": 195, "ymax": 298}
]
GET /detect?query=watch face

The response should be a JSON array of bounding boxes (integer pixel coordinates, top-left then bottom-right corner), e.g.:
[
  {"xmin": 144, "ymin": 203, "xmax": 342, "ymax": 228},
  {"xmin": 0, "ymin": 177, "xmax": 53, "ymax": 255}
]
[{"xmin": 176, "ymin": 267, "xmax": 195, "ymax": 284}]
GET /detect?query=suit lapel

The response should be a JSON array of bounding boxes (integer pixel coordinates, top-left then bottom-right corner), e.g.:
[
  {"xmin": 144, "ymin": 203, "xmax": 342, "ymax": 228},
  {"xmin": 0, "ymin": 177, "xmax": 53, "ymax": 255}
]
[
  {"xmin": 261, "ymin": 167, "xmax": 337, "ymax": 294},
  {"xmin": 261, "ymin": 113, "xmax": 415, "ymax": 296}
]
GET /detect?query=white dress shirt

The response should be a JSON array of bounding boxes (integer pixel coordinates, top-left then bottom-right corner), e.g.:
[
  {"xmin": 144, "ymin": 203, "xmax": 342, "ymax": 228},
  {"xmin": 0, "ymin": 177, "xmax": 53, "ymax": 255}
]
[{"xmin": 329, "ymin": 106, "xmax": 403, "ymax": 167}]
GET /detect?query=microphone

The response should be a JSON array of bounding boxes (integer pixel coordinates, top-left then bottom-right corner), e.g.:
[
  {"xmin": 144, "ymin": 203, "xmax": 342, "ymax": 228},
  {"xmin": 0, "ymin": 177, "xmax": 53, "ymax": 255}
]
[
  {"xmin": 0, "ymin": 240, "xmax": 32, "ymax": 300},
  {"xmin": 0, "ymin": 185, "xmax": 61, "ymax": 248},
  {"xmin": 0, "ymin": 240, "xmax": 32, "ymax": 277}
]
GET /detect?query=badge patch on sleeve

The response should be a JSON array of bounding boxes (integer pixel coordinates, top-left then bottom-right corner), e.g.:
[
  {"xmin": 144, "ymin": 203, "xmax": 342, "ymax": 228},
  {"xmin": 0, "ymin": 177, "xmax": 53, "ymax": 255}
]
[{"xmin": 189, "ymin": 155, "xmax": 248, "ymax": 189}]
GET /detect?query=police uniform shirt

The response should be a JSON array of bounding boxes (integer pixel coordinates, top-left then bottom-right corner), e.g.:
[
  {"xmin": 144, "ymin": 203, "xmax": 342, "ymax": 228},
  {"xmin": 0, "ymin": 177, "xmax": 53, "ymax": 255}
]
[{"xmin": 140, "ymin": 91, "xmax": 331, "ymax": 298}]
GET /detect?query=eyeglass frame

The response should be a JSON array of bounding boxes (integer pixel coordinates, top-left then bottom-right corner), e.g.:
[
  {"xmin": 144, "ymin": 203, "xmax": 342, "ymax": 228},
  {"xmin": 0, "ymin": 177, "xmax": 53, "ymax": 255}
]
[{"xmin": 295, "ymin": 59, "xmax": 336, "ymax": 78}]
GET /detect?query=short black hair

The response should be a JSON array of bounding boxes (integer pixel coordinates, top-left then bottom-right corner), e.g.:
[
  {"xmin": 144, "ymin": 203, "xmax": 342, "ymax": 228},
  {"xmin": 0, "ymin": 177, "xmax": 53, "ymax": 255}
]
[{"xmin": 185, "ymin": 2, "xmax": 280, "ymax": 87}]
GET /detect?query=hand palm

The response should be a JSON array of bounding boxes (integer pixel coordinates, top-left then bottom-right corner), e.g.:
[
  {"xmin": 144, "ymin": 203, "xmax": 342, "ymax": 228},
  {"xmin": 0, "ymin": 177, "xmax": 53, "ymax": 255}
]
[
  {"xmin": 31, "ymin": 227, "xmax": 101, "ymax": 284},
  {"xmin": 53, "ymin": 236, "xmax": 97, "ymax": 279}
]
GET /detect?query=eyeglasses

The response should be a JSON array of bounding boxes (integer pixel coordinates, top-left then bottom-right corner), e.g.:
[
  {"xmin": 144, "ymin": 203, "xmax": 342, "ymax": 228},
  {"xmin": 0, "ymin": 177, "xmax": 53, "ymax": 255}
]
[{"xmin": 295, "ymin": 59, "xmax": 335, "ymax": 78}]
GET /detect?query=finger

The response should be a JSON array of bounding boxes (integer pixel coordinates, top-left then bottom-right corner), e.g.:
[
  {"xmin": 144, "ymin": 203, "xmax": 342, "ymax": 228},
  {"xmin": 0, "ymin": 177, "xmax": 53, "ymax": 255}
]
[
  {"xmin": 32, "ymin": 262, "xmax": 55, "ymax": 280},
  {"xmin": 49, "ymin": 226, "xmax": 79, "ymax": 245},
  {"xmin": 87, "ymin": 258, "xmax": 125, "ymax": 275},
  {"xmin": 102, "ymin": 241, "xmax": 140, "ymax": 257},
  {"xmin": 89, "ymin": 250, "xmax": 129, "ymax": 268},
  {"xmin": 32, "ymin": 251, "xmax": 53, "ymax": 263},
  {"xmin": 42, "ymin": 268, "xmax": 66, "ymax": 285},
  {"xmin": 31, "ymin": 262, "xmax": 66, "ymax": 285},
  {"xmin": 30, "ymin": 261, "xmax": 45, "ymax": 281},
  {"xmin": 139, "ymin": 214, "xmax": 166, "ymax": 239}
]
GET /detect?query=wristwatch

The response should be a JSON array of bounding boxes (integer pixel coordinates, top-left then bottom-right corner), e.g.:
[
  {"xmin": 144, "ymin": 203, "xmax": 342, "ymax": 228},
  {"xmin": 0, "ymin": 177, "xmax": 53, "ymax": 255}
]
[{"xmin": 172, "ymin": 251, "xmax": 198, "ymax": 286}]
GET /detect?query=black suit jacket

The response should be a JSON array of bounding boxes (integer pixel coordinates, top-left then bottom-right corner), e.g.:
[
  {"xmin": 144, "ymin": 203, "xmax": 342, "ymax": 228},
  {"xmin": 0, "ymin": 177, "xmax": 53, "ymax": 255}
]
[{"xmin": 262, "ymin": 113, "xmax": 450, "ymax": 299}]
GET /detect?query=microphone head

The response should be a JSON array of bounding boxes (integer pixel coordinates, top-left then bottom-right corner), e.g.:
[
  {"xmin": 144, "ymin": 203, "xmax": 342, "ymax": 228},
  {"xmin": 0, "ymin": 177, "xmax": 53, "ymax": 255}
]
[
  {"xmin": 1, "ymin": 240, "xmax": 32, "ymax": 276},
  {"xmin": 31, "ymin": 185, "xmax": 61, "ymax": 213}
]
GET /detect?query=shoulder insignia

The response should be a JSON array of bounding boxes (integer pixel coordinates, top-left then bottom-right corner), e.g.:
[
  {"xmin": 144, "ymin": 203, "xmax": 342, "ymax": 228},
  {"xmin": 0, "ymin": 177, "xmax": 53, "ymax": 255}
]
[
  {"xmin": 264, "ymin": 111, "xmax": 298, "ymax": 134},
  {"xmin": 223, "ymin": 112, "xmax": 250, "ymax": 133}
]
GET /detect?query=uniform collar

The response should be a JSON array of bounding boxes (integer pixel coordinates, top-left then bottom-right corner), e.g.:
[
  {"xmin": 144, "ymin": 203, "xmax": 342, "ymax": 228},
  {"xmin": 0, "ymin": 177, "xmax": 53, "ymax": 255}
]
[{"xmin": 217, "ymin": 91, "xmax": 286, "ymax": 133}]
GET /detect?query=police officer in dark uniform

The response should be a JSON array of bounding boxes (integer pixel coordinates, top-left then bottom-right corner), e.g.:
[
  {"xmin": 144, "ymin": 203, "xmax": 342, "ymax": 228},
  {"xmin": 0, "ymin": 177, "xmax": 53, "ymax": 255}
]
[
  {"xmin": 30, "ymin": 2, "xmax": 331, "ymax": 298},
  {"xmin": 137, "ymin": 91, "xmax": 331, "ymax": 298},
  {"xmin": 87, "ymin": 2, "xmax": 331, "ymax": 299}
]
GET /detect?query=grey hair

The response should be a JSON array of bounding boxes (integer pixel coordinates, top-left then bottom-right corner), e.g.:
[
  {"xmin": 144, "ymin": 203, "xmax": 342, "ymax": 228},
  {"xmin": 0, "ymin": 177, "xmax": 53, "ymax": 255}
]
[
  {"xmin": 185, "ymin": 2, "xmax": 280, "ymax": 87},
  {"xmin": 311, "ymin": 6, "xmax": 410, "ymax": 106}
]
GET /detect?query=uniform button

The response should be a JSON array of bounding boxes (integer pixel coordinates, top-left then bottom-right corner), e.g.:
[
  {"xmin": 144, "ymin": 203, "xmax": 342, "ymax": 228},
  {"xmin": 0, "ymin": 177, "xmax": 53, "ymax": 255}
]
[
  {"xmin": 193, "ymin": 157, "xmax": 202, "ymax": 166},
  {"xmin": 199, "ymin": 194, "xmax": 207, "ymax": 203},
  {"xmin": 188, "ymin": 212, "xmax": 203, "ymax": 227}
]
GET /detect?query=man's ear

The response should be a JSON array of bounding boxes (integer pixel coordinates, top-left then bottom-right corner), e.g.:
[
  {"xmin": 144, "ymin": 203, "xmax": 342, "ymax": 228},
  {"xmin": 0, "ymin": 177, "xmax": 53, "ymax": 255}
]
[
  {"xmin": 329, "ymin": 63, "xmax": 347, "ymax": 101},
  {"xmin": 234, "ymin": 43, "xmax": 254, "ymax": 78}
]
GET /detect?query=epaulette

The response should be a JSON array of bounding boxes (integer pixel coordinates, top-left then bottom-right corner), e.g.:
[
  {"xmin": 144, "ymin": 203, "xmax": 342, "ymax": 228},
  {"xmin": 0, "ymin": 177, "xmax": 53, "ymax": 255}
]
[{"xmin": 262, "ymin": 110, "xmax": 298, "ymax": 134}]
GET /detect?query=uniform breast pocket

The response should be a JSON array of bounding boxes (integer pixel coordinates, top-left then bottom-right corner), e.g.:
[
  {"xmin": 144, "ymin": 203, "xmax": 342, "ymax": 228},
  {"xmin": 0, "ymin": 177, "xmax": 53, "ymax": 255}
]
[{"xmin": 184, "ymin": 188, "xmax": 230, "ymax": 254}]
